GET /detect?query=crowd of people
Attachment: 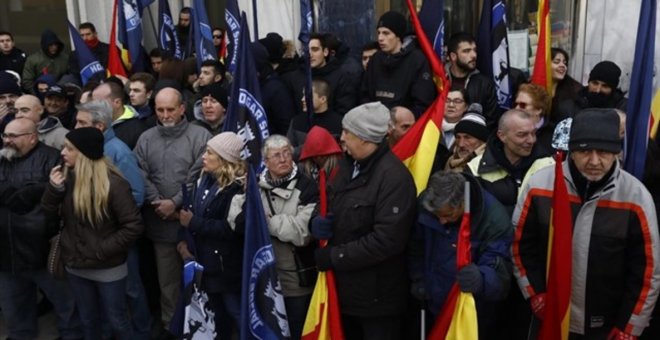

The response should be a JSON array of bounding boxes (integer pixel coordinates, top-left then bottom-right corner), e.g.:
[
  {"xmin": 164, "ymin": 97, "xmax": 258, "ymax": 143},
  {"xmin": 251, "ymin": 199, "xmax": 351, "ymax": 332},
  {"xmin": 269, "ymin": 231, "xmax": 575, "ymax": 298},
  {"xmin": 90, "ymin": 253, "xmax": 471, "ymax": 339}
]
[{"xmin": 1, "ymin": 7, "xmax": 660, "ymax": 340}]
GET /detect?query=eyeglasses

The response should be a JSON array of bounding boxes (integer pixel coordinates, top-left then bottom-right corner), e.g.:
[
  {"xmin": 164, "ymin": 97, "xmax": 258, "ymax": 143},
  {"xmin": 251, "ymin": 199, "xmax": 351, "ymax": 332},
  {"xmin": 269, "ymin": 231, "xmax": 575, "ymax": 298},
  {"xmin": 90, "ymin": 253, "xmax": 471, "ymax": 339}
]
[
  {"xmin": 267, "ymin": 150, "xmax": 292, "ymax": 161},
  {"xmin": 212, "ymin": 35, "xmax": 222, "ymax": 39},
  {"xmin": 446, "ymin": 98, "xmax": 465, "ymax": 105},
  {"xmin": 514, "ymin": 101, "xmax": 531, "ymax": 109},
  {"xmin": 1, "ymin": 132, "xmax": 33, "ymax": 139}
]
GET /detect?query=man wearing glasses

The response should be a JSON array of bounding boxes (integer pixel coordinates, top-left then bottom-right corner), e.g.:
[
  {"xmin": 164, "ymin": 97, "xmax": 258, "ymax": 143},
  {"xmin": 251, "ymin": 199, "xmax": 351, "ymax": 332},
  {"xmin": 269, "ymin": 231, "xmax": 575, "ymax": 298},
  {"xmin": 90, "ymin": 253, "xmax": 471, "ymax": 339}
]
[{"xmin": 0, "ymin": 118, "xmax": 82, "ymax": 339}]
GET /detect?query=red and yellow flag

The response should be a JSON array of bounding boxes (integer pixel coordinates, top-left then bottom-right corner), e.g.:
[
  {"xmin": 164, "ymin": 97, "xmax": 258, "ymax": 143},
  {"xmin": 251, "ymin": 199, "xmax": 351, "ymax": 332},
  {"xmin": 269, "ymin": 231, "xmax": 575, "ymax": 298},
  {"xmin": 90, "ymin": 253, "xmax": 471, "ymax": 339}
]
[
  {"xmin": 650, "ymin": 89, "xmax": 660, "ymax": 140},
  {"xmin": 393, "ymin": 0, "xmax": 450, "ymax": 195},
  {"xmin": 429, "ymin": 182, "xmax": 478, "ymax": 339},
  {"xmin": 107, "ymin": 0, "xmax": 127, "ymax": 78},
  {"xmin": 531, "ymin": 0, "xmax": 552, "ymax": 94},
  {"xmin": 302, "ymin": 170, "xmax": 344, "ymax": 340},
  {"xmin": 539, "ymin": 152, "xmax": 572, "ymax": 340}
]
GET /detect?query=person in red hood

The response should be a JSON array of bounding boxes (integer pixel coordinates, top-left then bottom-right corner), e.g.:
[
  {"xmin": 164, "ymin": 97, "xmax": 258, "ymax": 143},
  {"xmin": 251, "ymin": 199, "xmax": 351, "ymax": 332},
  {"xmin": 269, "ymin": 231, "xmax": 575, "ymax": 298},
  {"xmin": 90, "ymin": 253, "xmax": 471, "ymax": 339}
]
[{"xmin": 299, "ymin": 125, "xmax": 342, "ymax": 183}]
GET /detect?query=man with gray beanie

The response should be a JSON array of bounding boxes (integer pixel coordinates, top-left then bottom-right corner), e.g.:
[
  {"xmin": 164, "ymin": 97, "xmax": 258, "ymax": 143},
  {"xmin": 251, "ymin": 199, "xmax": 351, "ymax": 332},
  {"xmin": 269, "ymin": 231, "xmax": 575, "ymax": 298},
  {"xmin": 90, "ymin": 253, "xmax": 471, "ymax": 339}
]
[
  {"xmin": 360, "ymin": 11, "xmax": 436, "ymax": 117},
  {"xmin": 512, "ymin": 108, "xmax": 660, "ymax": 339},
  {"xmin": 310, "ymin": 101, "xmax": 417, "ymax": 339}
]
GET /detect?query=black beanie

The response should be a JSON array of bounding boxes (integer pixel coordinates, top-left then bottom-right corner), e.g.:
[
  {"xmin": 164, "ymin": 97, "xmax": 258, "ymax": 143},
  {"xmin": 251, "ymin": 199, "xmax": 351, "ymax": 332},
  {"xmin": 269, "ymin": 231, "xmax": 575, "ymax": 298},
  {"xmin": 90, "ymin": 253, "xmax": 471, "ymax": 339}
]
[
  {"xmin": 66, "ymin": 127, "xmax": 104, "ymax": 160},
  {"xmin": 258, "ymin": 33, "xmax": 285, "ymax": 63},
  {"xmin": 589, "ymin": 61, "xmax": 621, "ymax": 89},
  {"xmin": 569, "ymin": 108, "xmax": 622, "ymax": 153},
  {"xmin": 377, "ymin": 11, "xmax": 407, "ymax": 38},
  {"xmin": 0, "ymin": 71, "xmax": 21, "ymax": 95},
  {"xmin": 200, "ymin": 82, "xmax": 228, "ymax": 109},
  {"xmin": 455, "ymin": 108, "xmax": 489, "ymax": 143}
]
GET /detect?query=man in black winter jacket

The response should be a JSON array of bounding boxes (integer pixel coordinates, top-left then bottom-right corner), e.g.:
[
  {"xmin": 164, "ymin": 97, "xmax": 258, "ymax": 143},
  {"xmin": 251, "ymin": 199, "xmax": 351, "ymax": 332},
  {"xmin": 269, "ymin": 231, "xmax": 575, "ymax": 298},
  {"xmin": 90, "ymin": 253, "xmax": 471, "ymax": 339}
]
[
  {"xmin": 0, "ymin": 31, "xmax": 26, "ymax": 75},
  {"xmin": 361, "ymin": 11, "xmax": 436, "ymax": 117},
  {"xmin": 0, "ymin": 118, "xmax": 81, "ymax": 339}
]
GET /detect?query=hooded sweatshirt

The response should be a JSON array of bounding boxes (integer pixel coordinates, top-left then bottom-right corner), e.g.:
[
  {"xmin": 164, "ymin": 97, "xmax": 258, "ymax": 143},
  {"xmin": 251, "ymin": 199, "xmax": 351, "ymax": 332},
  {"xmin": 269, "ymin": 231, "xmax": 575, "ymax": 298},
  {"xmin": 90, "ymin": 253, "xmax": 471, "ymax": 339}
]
[{"xmin": 22, "ymin": 29, "xmax": 69, "ymax": 92}]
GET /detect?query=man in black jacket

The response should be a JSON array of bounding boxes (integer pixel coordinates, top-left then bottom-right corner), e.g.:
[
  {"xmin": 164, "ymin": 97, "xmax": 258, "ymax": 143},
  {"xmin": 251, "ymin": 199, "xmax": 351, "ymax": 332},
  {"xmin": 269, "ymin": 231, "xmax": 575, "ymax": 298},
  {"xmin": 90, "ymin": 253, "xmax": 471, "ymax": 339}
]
[
  {"xmin": 0, "ymin": 31, "xmax": 26, "ymax": 75},
  {"xmin": 0, "ymin": 118, "xmax": 82, "ymax": 339},
  {"xmin": 311, "ymin": 102, "xmax": 417, "ymax": 339},
  {"xmin": 68, "ymin": 22, "xmax": 110, "ymax": 83},
  {"xmin": 446, "ymin": 32, "xmax": 499, "ymax": 130},
  {"xmin": 361, "ymin": 11, "xmax": 436, "ymax": 117}
]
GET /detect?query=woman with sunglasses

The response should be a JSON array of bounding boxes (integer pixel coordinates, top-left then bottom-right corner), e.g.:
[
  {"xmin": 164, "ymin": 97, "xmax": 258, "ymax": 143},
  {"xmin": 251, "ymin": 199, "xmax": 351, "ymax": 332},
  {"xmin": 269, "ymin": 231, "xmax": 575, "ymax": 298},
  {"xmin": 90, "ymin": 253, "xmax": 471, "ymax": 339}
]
[
  {"xmin": 42, "ymin": 127, "xmax": 143, "ymax": 340},
  {"xmin": 513, "ymin": 83, "xmax": 553, "ymax": 155}
]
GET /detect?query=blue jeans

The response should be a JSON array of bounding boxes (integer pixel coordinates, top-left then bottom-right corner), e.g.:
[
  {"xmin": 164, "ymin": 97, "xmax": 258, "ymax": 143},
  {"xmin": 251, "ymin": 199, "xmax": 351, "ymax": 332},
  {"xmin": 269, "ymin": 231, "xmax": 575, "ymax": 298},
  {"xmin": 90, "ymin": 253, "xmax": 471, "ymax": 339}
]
[
  {"xmin": 125, "ymin": 245, "xmax": 152, "ymax": 339},
  {"xmin": 285, "ymin": 294, "xmax": 312, "ymax": 340},
  {"xmin": 0, "ymin": 270, "xmax": 82, "ymax": 339},
  {"xmin": 68, "ymin": 273, "xmax": 133, "ymax": 340}
]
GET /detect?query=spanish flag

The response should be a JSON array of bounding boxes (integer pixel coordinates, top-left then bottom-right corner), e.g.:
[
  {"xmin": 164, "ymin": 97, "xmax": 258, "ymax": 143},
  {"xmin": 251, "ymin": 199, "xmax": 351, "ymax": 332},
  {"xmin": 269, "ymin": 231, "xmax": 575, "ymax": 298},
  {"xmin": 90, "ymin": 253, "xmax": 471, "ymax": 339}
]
[
  {"xmin": 302, "ymin": 169, "xmax": 344, "ymax": 340},
  {"xmin": 393, "ymin": 0, "xmax": 449, "ymax": 195},
  {"xmin": 429, "ymin": 181, "xmax": 478, "ymax": 339},
  {"xmin": 651, "ymin": 89, "xmax": 660, "ymax": 140},
  {"xmin": 530, "ymin": 0, "xmax": 552, "ymax": 94},
  {"xmin": 107, "ymin": 0, "xmax": 127, "ymax": 77},
  {"xmin": 539, "ymin": 152, "xmax": 572, "ymax": 340}
]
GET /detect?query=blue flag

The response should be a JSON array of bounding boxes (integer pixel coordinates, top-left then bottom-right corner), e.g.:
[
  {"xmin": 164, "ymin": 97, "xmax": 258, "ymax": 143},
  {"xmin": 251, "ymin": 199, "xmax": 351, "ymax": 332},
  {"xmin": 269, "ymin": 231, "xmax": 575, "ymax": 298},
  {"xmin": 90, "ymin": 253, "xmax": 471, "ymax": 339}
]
[
  {"xmin": 157, "ymin": 0, "xmax": 182, "ymax": 60},
  {"xmin": 191, "ymin": 0, "xmax": 217, "ymax": 71},
  {"xmin": 298, "ymin": 0, "xmax": 314, "ymax": 122},
  {"xmin": 137, "ymin": 0, "xmax": 154, "ymax": 12},
  {"xmin": 477, "ymin": 0, "xmax": 512, "ymax": 109},
  {"xmin": 625, "ymin": 0, "xmax": 656, "ymax": 179},
  {"xmin": 240, "ymin": 167, "xmax": 291, "ymax": 340},
  {"xmin": 225, "ymin": 0, "xmax": 241, "ymax": 75},
  {"xmin": 224, "ymin": 14, "xmax": 270, "ymax": 171},
  {"xmin": 118, "ymin": 0, "xmax": 145, "ymax": 72},
  {"xmin": 418, "ymin": 0, "xmax": 445, "ymax": 59},
  {"xmin": 66, "ymin": 20, "xmax": 104, "ymax": 85}
]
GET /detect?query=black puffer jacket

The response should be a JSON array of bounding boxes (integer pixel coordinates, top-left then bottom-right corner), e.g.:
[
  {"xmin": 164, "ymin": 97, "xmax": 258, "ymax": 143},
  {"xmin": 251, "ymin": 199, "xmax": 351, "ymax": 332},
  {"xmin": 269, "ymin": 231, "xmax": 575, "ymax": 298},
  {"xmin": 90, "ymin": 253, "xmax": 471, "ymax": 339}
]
[
  {"xmin": 361, "ymin": 41, "xmax": 436, "ymax": 117},
  {"xmin": 0, "ymin": 143, "xmax": 60, "ymax": 272},
  {"xmin": 315, "ymin": 143, "xmax": 417, "ymax": 316}
]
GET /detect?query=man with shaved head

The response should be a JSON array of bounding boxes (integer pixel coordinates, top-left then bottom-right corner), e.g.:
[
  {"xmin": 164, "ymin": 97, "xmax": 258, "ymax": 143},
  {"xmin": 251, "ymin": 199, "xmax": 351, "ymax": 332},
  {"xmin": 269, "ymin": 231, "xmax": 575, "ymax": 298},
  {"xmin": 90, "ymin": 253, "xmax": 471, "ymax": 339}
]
[
  {"xmin": 134, "ymin": 87, "xmax": 211, "ymax": 335},
  {"xmin": 14, "ymin": 94, "xmax": 68, "ymax": 149},
  {"xmin": 0, "ymin": 118, "xmax": 82, "ymax": 339},
  {"xmin": 92, "ymin": 81, "xmax": 145, "ymax": 149}
]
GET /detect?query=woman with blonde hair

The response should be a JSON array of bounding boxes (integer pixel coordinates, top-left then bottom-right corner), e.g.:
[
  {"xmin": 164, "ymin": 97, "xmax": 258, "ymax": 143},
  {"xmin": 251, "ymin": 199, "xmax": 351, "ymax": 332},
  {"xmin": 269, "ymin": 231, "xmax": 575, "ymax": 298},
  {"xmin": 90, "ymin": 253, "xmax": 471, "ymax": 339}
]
[
  {"xmin": 42, "ymin": 127, "xmax": 143, "ymax": 340},
  {"xmin": 176, "ymin": 131, "xmax": 248, "ymax": 339}
]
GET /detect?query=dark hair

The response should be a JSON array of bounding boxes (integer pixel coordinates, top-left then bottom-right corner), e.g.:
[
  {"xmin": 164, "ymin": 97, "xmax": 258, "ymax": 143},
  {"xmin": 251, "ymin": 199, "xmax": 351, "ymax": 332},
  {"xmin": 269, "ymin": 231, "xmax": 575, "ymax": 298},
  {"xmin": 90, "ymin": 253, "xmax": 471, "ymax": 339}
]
[
  {"xmin": 310, "ymin": 33, "xmax": 327, "ymax": 49},
  {"xmin": 448, "ymin": 88, "xmax": 470, "ymax": 104},
  {"xmin": 447, "ymin": 32, "xmax": 476, "ymax": 54},
  {"xmin": 78, "ymin": 22, "xmax": 97, "ymax": 33},
  {"xmin": 129, "ymin": 72, "xmax": 156, "ymax": 92},
  {"xmin": 180, "ymin": 7, "xmax": 191, "ymax": 15},
  {"xmin": 149, "ymin": 48, "xmax": 162, "ymax": 58},
  {"xmin": 323, "ymin": 33, "xmax": 340, "ymax": 52},
  {"xmin": 101, "ymin": 80, "xmax": 126, "ymax": 102},
  {"xmin": 201, "ymin": 59, "xmax": 226, "ymax": 77},
  {"xmin": 551, "ymin": 48, "xmax": 569, "ymax": 65},
  {"xmin": 0, "ymin": 31, "xmax": 14, "ymax": 41},
  {"xmin": 159, "ymin": 59, "xmax": 186, "ymax": 85},
  {"xmin": 361, "ymin": 41, "xmax": 379, "ymax": 53}
]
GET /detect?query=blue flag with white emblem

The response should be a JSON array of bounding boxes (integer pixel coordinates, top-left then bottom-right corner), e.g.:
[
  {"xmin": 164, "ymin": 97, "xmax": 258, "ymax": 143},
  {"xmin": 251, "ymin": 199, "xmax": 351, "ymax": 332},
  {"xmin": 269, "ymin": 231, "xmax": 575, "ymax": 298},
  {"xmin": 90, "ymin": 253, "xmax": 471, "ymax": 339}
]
[
  {"xmin": 157, "ymin": 0, "xmax": 182, "ymax": 60},
  {"xmin": 118, "ymin": 0, "xmax": 145, "ymax": 72},
  {"xmin": 66, "ymin": 20, "xmax": 104, "ymax": 85},
  {"xmin": 224, "ymin": 13, "xmax": 270, "ymax": 171},
  {"xmin": 477, "ymin": 0, "xmax": 512, "ymax": 109},
  {"xmin": 624, "ymin": 0, "xmax": 656, "ymax": 179},
  {"xmin": 241, "ymin": 166, "xmax": 291, "ymax": 340},
  {"xmin": 418, "ymin": 0, "xmax": 445, "ymax": 59},
  {"xmin": 225, "ymin": 0, "xmax": 241, "ymax": 75},
  {"xmin": 191, "ymin": 0, "xmax": 217, "ymax": 71}
]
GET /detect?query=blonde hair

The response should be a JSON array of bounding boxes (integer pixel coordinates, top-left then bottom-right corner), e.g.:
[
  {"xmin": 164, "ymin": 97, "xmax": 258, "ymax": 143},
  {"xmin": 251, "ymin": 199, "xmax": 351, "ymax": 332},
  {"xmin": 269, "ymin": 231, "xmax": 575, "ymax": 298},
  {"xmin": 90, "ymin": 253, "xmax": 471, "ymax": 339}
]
[
  {"xmin": 300, "ymin": 154, "xmax": 341, "ymax": 179},
  {"xmin": 208, "ymin": 150, "xmax": 248, "ymax": 187},
  {"xmin": 71, "ymin": 148, "xmax": 122, "ymax": 227}
]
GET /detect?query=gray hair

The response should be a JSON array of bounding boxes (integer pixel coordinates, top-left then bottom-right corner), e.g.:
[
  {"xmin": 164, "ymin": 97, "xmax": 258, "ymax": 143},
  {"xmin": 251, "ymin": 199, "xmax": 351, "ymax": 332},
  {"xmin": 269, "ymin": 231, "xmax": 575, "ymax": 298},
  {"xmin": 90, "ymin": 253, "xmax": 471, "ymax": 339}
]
[
  {"xmin": 498, "ymin": 109, "xmax": 533, "ymax": 133},
  {"xmin": 261, "ymin": 134, "xmax": 293, "ymax": 159},
  {"xmin": 76, "ymin": 100, "xmax": 113, "ymax": 129},
  {"xmin": 421, "ymin": 171, "xmax": 465, "ymax": 212}
]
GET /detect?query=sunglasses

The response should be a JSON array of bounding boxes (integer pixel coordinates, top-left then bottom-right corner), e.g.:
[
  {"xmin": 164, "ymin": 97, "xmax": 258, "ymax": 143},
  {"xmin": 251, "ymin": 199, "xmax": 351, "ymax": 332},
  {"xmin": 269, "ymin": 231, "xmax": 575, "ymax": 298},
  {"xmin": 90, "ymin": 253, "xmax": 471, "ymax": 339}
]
[
  {"xmin": 515, "ymin": 101, "xmax": 530, "ymax": 109},
  {"xmin": 213, "ymin": 35, "xmax": 222, "ymax": 39}
]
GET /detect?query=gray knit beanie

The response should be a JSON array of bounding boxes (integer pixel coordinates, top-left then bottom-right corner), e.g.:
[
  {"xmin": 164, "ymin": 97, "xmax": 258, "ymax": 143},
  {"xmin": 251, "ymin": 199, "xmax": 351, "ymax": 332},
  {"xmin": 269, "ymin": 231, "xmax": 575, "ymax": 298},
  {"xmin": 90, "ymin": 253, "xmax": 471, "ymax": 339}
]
[{"xmin": 342, "ymin": 102, "xmax": 390, "ymax": 143}]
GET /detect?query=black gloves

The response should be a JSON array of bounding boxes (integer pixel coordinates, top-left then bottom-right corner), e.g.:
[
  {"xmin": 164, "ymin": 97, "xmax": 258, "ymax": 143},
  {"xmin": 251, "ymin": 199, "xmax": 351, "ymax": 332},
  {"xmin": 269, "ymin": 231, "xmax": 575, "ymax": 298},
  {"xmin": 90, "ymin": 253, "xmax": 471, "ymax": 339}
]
[{"xmin": 456, "ymin": 263, "xmax": 483, "ymax": 294}]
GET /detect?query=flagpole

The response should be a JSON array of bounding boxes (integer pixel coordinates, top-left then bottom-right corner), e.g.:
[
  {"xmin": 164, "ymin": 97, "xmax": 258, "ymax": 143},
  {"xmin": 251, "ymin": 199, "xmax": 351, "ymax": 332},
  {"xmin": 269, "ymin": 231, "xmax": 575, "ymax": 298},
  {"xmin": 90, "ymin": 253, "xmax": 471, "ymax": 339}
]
[{"xmin": 251, "ymin": 0, "xmax": 259, "ymax": 38}]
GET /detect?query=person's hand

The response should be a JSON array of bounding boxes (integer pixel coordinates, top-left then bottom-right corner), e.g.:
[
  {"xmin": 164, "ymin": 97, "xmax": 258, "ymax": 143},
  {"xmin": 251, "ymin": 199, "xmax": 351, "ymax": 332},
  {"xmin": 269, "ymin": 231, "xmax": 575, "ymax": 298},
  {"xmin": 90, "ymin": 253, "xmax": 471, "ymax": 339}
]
[
  {"xmin": 179, "ymin": 209, "xmax": 193, "ymax": 227},
  {"xmin": 310, "ymin": 214, "xmax": 333, "ymax": 240},
  {"xmin": 607, "ymin": 327, "xmax": 637, "ymax": 340},
  {"xmin": 49, "ymin": 165, "xmax": 66, "ymax": 187},
  {"xmin": 153, "ymin": 199, "xmax": 176, "ymax": 220},
  {"xmin": 456, "ymin": 263, "xmax": 483, "ymax": 294},
  {"xmin": 530, "ymin": 292, "xmax": 547, "ymax": 320},
  {"xmin": 0, "ymin": 103, "xmax": 11, "ymax": 120},
  {"xmin": 176, "ymin": 240, "xmax": 194, "ymax": 261}
]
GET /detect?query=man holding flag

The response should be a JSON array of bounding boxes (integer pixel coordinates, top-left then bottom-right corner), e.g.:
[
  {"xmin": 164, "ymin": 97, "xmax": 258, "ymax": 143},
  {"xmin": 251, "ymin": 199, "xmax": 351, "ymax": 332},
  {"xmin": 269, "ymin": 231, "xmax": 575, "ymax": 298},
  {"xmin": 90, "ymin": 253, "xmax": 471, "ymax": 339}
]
[
  {"xmin": 409, "ymin": 170, "xmax": 512, "ymax": 338},
  {"xmin": 513, "ymin": 108, "xmax": 660, "ymax": 339},
  {"xmin": 310, "ymin": 102, "xmax": 416, "ymax": 339}
]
